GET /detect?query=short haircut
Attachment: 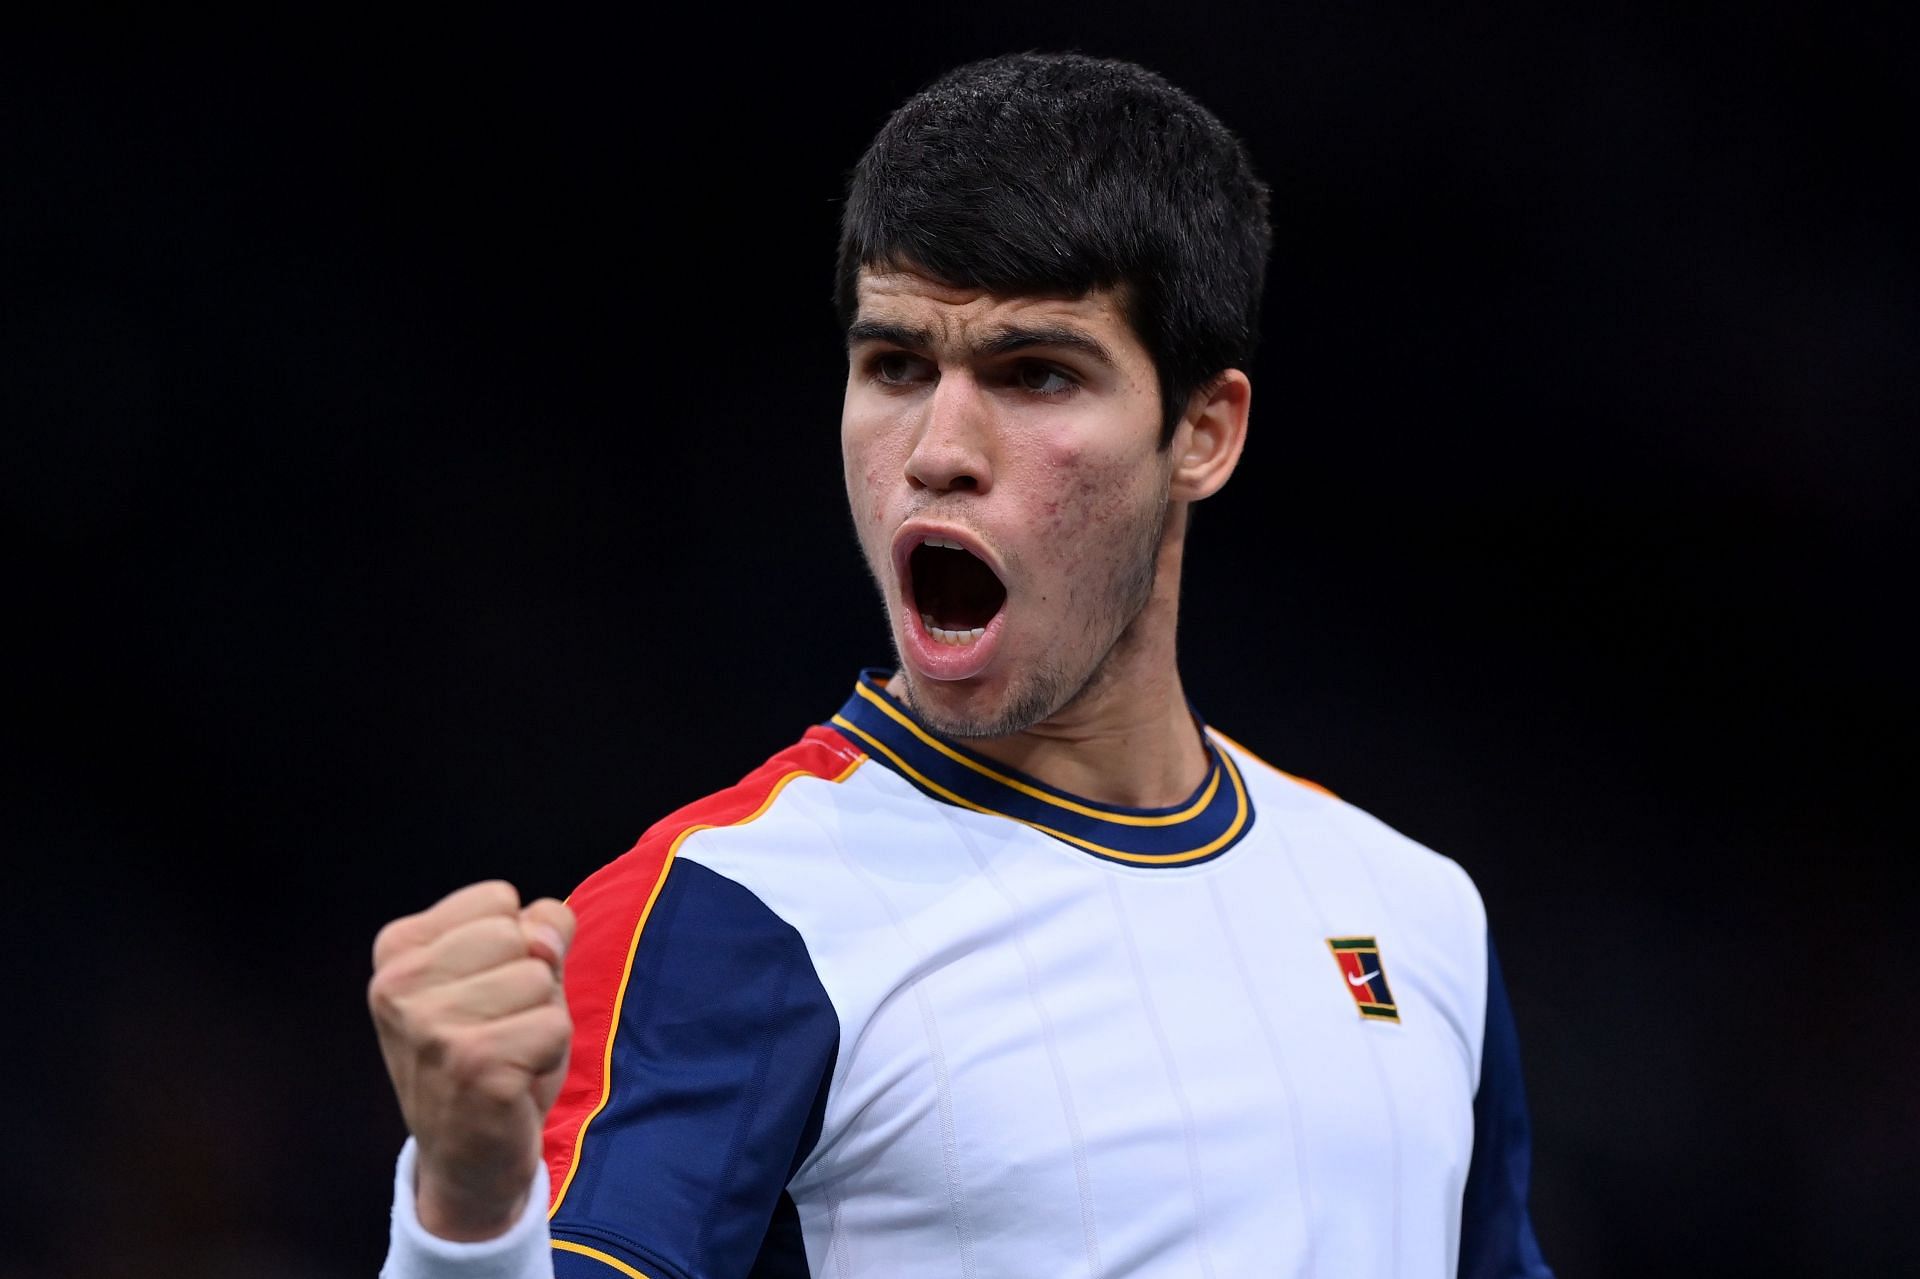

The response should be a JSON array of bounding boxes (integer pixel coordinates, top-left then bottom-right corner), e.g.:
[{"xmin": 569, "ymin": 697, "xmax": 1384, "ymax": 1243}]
[{"xmin": 835, "ymin": 52, "xmax": 1273, "ymax": 446}]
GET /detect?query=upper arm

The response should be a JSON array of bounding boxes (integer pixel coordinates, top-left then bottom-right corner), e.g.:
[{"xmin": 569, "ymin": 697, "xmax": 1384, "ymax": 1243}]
[{"xmin": 544, "ymin": 856, "xmax": 838, "ymax": 1279}]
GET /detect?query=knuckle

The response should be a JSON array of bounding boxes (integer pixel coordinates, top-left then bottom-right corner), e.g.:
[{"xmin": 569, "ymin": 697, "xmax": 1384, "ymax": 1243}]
[
  {"xmin": 529, "ymin": 896, "xmax": 574, "ymax": 927},
  {"xmin": 368, "ymin": 966, "xmax": 421, "ymax": 1021},
  {"xmin": 369, "ymin": 949, "xmax": 426, "ymax": 1005},
  {"xmin": 372, "ymin": 992, "xmax": 428, "ymax": 1046},
  {"xmin": 371, "ymin": 917, "xmax": 410, "ymax": 967},
  {"xmin": 534, "ymin": 1003, "xmax": 573, "ymax": 1045},
  {"xmin": 463, "ymin": 914, "xmax": 523, "ymax": 955},
  {"xmin": 430, "ymin": 915, "xmax": 519, "ymax": 972},
  {"xmin": 511, "ymin": 955, "xmax": 556, "ymax": 992},
  {"xmin": 475, "ymin": 879, "xmax": 521, "ymax": 912},
  {"xmin": 532, "ymin": 998, "xmax": 566, "ymax": 1031},
  {"xmin": 366, "ymin": 971, "xmax": 395, "ymax": 1016},
  {"xmin": 533, "ymin": 1029, "xmax": 571, "ymax": 1074},
  {"xmin": 483, "ymin": 914, "xmax": 525, "ymax": 946}
]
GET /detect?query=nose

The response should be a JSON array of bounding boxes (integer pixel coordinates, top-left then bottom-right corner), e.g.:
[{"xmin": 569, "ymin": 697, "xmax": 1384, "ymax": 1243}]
[{"xmin": 904, "ymin": 371, "xmax": 992, "ymax": 494}]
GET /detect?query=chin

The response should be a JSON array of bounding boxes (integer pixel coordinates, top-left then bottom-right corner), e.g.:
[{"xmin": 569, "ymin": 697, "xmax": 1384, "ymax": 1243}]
[{"xmin": 893, "ymin": 650, "xmax": 1077, "ymax": 741}]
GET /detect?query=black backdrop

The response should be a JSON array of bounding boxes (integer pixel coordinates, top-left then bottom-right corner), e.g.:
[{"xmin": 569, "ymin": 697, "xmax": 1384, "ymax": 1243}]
[{"xmin": 6, "ymin": 7, "xmax": 1914, "ymax": 1277}]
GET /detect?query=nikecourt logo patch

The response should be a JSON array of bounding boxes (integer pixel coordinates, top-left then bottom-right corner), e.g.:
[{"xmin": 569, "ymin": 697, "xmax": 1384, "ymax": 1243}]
[{"xmin": 1327, "ymin": 936, "xmax": 1400, "ymax": 1022}]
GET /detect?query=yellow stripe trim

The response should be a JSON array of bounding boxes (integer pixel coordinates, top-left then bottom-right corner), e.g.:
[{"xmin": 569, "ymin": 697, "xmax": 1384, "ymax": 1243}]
[
  {"xmin": 552, "ymin": 1238, "xmax": 651, "ymax": 1277},
  {"xmin": 853, "ymin": 679, "xmax": 1223, "ymax": 824},
  {"xmin": 833, "ymin": 714, "xmax": 1248, "ymax": 865},
  {"xmin": 548, "ymin": 756, "xmax": 865, "ymax": 1220}
]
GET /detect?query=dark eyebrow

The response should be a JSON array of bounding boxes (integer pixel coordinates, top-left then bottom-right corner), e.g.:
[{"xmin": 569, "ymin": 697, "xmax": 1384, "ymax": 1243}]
[
  {"xmin": 846, "ymin": 318, "xmax": 1117, "ymax": 369},
  {"xmin": 845, "ymin": 320, "xmax": 932, "ymax": 352},
  {"xmin": 975, "ymin": 324, "xmax": 1117, "ymax": 368}
]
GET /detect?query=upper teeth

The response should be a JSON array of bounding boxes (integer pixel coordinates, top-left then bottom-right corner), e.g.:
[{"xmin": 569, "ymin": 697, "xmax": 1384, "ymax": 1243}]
[{"xmin": 923, "ymin": 537, "xmax": 964, "ymax": 551}]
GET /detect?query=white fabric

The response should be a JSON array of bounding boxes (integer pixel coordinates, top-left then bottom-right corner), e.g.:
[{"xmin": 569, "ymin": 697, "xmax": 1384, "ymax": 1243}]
[{"xmin": 382, "ymin": 1137, "xmax": 554, "ymax": 1279}]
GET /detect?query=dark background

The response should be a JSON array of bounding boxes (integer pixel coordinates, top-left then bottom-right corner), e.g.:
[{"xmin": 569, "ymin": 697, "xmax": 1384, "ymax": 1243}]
[{"xmin": 6, "ymin": 6, "xmax": 1913, "ymax": 1277}]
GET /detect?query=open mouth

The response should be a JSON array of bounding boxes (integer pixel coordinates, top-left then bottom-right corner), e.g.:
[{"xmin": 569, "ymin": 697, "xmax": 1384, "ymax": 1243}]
[{"xmin": 910, "ymin": 537, "xmax": 1007, "ymax": 646}]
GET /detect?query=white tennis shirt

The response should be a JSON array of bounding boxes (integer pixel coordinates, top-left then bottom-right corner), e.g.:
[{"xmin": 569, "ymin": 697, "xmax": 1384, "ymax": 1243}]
[{"xmin": 383, "ymin": 671, "xmax": 1551, "ymax": 1278}]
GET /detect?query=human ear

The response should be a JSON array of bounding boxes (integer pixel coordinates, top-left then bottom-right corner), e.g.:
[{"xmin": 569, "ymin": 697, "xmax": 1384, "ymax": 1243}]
[{"xmin": 1167, "ymin": 369, "xmax": 1250, "ymax": 502}]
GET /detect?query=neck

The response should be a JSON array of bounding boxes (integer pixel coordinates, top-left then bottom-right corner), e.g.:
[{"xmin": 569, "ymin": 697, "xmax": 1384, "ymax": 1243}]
[{"xmin": 897, "ymin": 504, "xmax": 1207, "ymax": 809}]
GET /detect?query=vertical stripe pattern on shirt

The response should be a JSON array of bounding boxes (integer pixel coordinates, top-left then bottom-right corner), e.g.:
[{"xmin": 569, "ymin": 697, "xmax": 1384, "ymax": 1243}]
[
  {"xmin": 1105, "ymin": 877, "xmax": 1219, "ymax": 1279},
  {"xmin": 1206, "ymin": 876, "xmax": 1320, "ymax": 1279},
  {"xmin": 953, "ymin": 816, "xmax": 1105, "ymax": 1278},
  {"xmin": 824, "ymin": 827, "xmax": 979, "ymax": 1277}
]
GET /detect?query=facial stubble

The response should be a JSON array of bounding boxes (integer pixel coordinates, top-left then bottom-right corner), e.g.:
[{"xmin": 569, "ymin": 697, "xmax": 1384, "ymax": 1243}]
[{"xmin": 881, "ymin": 485, "xmax": 1172, "ymax": 741}]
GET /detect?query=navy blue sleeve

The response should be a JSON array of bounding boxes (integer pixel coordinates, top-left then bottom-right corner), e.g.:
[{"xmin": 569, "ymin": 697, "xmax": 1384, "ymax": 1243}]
[
  {"xmin": 1458, "ymin": 935, "xmax": 1554, "ymax": 1279},
  {"xmin": 550, "ymin": 859, "xmax": 838, "ymax": 1279}
]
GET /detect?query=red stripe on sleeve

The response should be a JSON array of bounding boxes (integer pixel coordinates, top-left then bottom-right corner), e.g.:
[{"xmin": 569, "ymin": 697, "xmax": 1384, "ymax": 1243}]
[{"xmin": 542, "ymin": 726, "xmax": 865, "ymax": 1213}]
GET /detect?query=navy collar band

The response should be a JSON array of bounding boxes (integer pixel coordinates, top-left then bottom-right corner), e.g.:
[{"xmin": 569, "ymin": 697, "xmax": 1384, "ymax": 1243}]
[{"xmin": 826, "ymin": 669, "xmax": 1254, "ymax": 867}]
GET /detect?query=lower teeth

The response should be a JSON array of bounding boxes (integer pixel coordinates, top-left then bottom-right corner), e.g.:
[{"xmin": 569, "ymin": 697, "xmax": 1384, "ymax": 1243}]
[{"xmin": 921, "ymin": 613, "xmax": 986, "ymax": 646}]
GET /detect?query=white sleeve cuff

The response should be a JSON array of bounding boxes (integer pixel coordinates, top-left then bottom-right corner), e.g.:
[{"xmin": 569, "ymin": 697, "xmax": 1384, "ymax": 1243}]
[{"xmin": 380, "ymin": 1137, "xmax": 554, "ymax": 1279}]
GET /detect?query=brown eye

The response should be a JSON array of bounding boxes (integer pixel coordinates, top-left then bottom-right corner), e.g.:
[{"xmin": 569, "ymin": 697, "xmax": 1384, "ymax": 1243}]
[
  {"xmin": 874, "ymin": 352, "xmax": 924, "ymax": 384},
  {"xmin": 1016, "ymin": 363, "xmax": 1074, "ymax": 396}
]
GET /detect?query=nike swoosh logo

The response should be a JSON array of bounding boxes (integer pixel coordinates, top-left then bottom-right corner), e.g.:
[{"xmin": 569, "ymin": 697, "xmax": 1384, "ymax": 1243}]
[{"xmin": 1347, "ymin": 970, "xmax": 1380, "ymax": 987}]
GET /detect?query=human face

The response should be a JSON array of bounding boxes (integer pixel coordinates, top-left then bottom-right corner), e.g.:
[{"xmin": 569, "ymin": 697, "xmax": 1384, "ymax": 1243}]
[{"xmin": 842, "ymin": 267, "xmax": 1177, "ymax": 739}]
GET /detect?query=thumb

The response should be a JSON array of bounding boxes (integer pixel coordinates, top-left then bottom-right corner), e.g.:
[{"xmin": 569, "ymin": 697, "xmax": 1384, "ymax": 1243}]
[{"xmin": 519, "ymin": 898, "xmax": 576, "ymax": 976}]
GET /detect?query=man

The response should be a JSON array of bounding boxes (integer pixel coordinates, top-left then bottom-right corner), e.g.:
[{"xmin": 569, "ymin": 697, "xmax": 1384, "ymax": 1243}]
[{"xmin": 370, "ymin": 52, "xmax": 1553, "ymax": 1279}]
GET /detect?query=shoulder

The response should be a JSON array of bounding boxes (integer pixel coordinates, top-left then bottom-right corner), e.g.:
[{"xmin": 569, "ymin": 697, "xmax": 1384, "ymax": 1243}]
[
  {"xmin": 556, "ymin": 724, "xmax": 867, "ymax": 958},
  {"xmin": 1212, "ymin": 724, "xmax": 1497, "ymax": 1072},
  {"xmin": 635, "ymin": 724, "xmax": 870, "ymax": 859},
  {"xmin": 1209, "ymin": 724, "xmax": 1488, "ymax": 941},
  {"xmin": 568, "ymin": 724, "xmax": 865, "ymax": 897}
]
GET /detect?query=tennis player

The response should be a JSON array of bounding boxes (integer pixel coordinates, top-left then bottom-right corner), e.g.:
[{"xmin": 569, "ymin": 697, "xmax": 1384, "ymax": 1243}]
[{"xmin": 370, "ymin": 52, "xmax": 1553, "ymax": 1279}]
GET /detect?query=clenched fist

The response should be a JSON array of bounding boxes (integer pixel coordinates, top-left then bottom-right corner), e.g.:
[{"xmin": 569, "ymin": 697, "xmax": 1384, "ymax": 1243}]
[{"xmin": 368, "ymin": 880, "xmax": 576, "ymax": 1241}]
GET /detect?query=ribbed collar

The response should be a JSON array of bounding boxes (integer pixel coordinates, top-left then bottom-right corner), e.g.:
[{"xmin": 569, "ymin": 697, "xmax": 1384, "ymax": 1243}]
[{"xmin": 825, "ymin": 669, "xmax": 1254, "ymax": 868}]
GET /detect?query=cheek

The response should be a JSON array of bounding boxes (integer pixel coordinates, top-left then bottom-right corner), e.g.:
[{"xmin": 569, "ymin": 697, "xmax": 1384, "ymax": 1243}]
[
  {"xmin": 860, "ymin": 456, "xmax": 898, "ymax": 528},
  {"xmin": 1038, "ymin": 453, "xmax": 1146, "ymax": 542},
  {"xmin": 1026, "ymin": 475, "xmax": 1149, "ymax": 611},
  {"xmin": 842, "ymin": 432, "xmax": 903, "ymax": 557}
]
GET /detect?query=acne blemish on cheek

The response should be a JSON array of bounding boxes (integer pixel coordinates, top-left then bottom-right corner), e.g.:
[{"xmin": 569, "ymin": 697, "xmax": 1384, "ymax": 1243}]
[{"xmin": 1046, "ymin": 444, "xmax": 1085, "ymax": 471}]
